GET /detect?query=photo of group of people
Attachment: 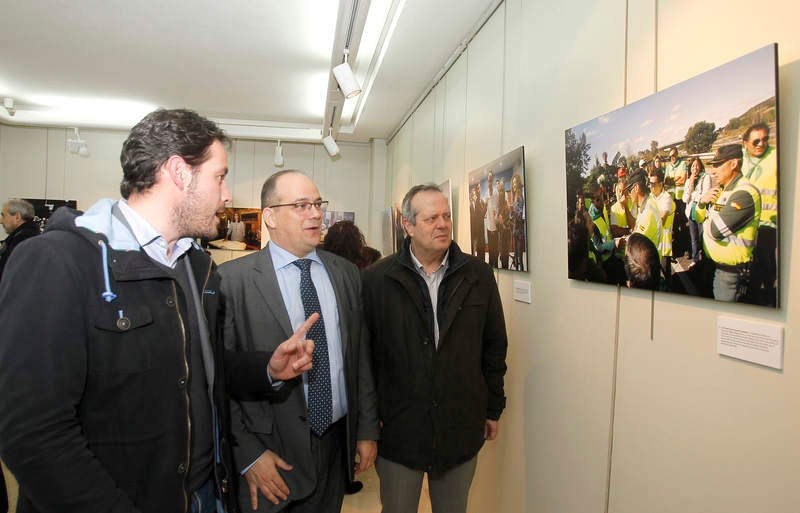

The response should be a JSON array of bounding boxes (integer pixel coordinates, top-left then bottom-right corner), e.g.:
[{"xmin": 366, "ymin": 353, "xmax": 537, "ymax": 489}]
[
  {"xmin": 565, "ymin": 44, "xmax": 778, "ymax": 307},
  {"xmin": 468, "ymin": 146, "xmax": 528, "ymax": 272}
]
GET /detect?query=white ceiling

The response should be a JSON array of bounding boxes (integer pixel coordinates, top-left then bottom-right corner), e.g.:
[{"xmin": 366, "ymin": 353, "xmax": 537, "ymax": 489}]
[{"xmin": 0, "ymin": 0, "xmax": 499, "ymax": 143}]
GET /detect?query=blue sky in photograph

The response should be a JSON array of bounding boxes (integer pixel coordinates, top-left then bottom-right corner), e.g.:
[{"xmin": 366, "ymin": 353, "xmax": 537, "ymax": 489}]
[{"xmin": 570, "ymin": 44, "xmax": 776, "ymax": 162}]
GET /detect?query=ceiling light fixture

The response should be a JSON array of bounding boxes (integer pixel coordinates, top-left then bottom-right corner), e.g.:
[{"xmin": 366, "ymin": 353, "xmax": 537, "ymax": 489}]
[
  {"xmin": 322, "ymin": 128, "xmax": 340, "ymax": 158},
  {"xmin": 274, "ymin": 140, "xmax": 285, "ymax": 167},
  {"xmin": 332, "ymin": 48, "xmax": 362, "ymax": 99},
  {"xmin": 67, "ymin": 127, "xmax": 90, "ymax": 157},
  {"xmin": 322, "ymin": 107, "xmax": 341, "ymax": 158},
  {"xmin": 3, "ymin": 97, "xmax": 15, "ymax": 116}
]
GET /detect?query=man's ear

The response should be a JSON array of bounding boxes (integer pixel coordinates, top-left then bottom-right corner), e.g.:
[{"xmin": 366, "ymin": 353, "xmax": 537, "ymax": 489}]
[
  {"xmin": 401, "ymin": 218, "xmax": 413, "ymax": 238},
  {"xmin": 263, "ymin": 207, "xmax": 276, "ymax": 229},
  {"xmin": 163, "ymin": 155, "xmax": 189, "ymax": 190}
]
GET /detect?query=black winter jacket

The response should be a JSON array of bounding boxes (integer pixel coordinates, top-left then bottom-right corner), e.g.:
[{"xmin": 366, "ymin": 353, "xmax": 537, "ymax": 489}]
[
  {"xmin": 362, "ymin": 238, "xmax": 507, "ymax": 473},
  {"xmin": 0, "ymin": 203, "xmax": 275, "ymax": 513},
  {"xmin": 0, "ymin": 219, "xmax": 40, "ymax": 280}
]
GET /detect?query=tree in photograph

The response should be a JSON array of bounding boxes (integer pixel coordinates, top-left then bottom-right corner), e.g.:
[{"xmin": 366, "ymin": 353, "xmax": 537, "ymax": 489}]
[
  {"xmin": 684, "ymin": 121, "xmax": 716, "ymax": 153},
  {"xmin": 565, "ymin": 128, "xmax": 592, "ymax": 218}
]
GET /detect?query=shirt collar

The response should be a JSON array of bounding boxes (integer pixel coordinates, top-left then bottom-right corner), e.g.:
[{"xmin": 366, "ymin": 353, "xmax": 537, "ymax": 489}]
[
  {"xmin": 409, "ymin": 247, "xmax": 449, "ymax": 276},
  {"xmin": 268, "ymin": 240, "xmax": 322, "ymax": 269},
  {"xmin": 117, "ymin": 199, "xmax": 194, "ymax": 264}
]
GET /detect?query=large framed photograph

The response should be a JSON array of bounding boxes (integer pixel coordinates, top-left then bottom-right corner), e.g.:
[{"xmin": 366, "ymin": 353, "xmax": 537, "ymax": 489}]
[
  {"xmin": 565, "ymin": 44, "xmax": 778, "ymax": 307},
  {"xmin": 468, "ymin": 146, "xmax": 528, "ymax": 272},
  {"xmin": 209, "ymin": 207, "xmax": 262, "ymax": 250}
]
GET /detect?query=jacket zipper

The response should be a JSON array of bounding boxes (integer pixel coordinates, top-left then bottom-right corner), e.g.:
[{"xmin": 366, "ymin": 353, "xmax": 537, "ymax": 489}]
[
  {"xmin": 198, "ymin": 258, "xmax": 227, "ymax": 499},
  {"xmin": 172, "ymin": 280, "xmax": 191, "ymax": 512}
]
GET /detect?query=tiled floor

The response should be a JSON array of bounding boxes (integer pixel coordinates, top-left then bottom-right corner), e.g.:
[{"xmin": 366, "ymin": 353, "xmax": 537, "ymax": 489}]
[{"xmin": 342, "ymin": 467, "xmax": 432, "ymax": 513}]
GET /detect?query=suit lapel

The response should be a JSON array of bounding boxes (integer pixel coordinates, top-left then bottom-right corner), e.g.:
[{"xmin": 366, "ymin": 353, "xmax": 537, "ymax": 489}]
[
  {"xmin": 253, "ymin": 245, "xmax": 294, "ymax": 339},
  {"xmin": 319, "ymin": 251, "xmax": 349, "ymax": 356}
]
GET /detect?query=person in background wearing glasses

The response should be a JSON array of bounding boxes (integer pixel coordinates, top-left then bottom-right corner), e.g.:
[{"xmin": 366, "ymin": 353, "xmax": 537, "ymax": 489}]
[
  {"xmin": 695, "ymin": 144, "xmax": 761, "ymax": 303},
  {"xmin": 218, "ymin": 170, "xmax": 379, "ymax": 513},
  {"xmin": 741, "ymin": 123, "xmax": 777, "ymax": 306}
]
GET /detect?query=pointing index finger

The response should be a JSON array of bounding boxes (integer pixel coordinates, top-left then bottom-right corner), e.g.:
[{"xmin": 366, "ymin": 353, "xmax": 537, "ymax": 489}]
[{"xmin": 294, "ymin": 312, "xmax": 320, "ymax": 340}]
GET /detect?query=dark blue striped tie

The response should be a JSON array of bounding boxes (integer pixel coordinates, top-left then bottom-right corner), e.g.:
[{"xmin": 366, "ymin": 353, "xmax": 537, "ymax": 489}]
[{"xmin": 293, "ymin": 258, "xmax": 333, "ymax": 435}]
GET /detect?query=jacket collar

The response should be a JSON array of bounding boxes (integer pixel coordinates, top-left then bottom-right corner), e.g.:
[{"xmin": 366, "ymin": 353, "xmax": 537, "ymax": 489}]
[{"xmin": 395, "ymin": 236, "xmax": 469, "ymax": 277}]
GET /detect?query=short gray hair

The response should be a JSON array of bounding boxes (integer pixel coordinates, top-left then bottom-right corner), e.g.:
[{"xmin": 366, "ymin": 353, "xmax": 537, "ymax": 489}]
[
  {"xmin": 4, "ymin": 199, "xmax": 35, "ymax": 221},
  {"xmin": 401, "ymin": 183, "xmax": 442, "ymax": 225}
]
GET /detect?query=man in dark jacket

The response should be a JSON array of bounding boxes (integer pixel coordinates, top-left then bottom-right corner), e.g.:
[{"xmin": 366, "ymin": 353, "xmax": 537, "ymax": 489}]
[
  {"xmin": 0, "ymin": 109, "xmax": 317, "ymax": 513},
  {"xmin": 0, "ymin": 198, "xmax": 39, "ymax": 281},
  {"xmin": 362, "ymin": 183, "xmax": 508, "ymax": 513}
]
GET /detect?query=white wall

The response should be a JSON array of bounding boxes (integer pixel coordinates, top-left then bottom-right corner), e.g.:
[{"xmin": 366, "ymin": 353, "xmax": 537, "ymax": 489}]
[
  {"xmin": 383, "ymin": 0, "xmax": 800, "ymax": 512},
  {"xmin": 0, "ymin": 126, "xmax": 376, "ymax": 242}
]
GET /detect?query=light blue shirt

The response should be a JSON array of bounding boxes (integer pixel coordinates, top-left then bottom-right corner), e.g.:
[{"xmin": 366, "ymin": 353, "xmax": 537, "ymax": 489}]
[
  {"xmin": 268, "ymin": 241, "xmax": 348, "ymax": 423},
  {"xmin": 117, "ymin": 199, "xmax": 194, "ymax": 268}
]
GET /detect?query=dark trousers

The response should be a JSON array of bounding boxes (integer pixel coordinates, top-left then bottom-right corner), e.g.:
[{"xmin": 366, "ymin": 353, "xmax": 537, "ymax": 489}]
[
  {"xmin": 487, "ymin": 230, "xmax": 499, "ymax": 268},
  {"xmin": 688, "ymin": 219, "xmax": 703, "ymax": 263},
  {"xmin": 750, "ymin": 226, "xmax": 777, "ymax": 307},
  {"xmin": 472, "ymin": 234, "xmax": 485, "ymax": 263},
  {"xmin": 287, "ymin": 419, "xmax": 346, "ymax": 513}
]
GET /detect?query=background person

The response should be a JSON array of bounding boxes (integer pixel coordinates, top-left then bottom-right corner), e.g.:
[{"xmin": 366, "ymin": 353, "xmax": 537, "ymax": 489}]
[
  {"xmin": 321, "ymin": 217, "xmax": 376, "ymax": 495},
  {"xmin": 227, "ymin": 212, "xmax": 246, "ymax": 242},
  {"xmin": 322, "ymin": 219, "xmax": 369, "ymax": 270},
  {"xmin": 741, "ymin": 123, "xmax": 777, "ymax": 306},
  {"xmin": 0, "ymin": 199, "xmax": 39, "ymax": 281},
  {"xmin": 624, "ymin": 232, "xmax": 660, "ymax": 290},
  {"xmin": 695, "ymin": 144, "xmax": 761, "ymax": 302},
  {"xmin": 683, "ymin": 157, "xmax": 715, "ymax": 268}
]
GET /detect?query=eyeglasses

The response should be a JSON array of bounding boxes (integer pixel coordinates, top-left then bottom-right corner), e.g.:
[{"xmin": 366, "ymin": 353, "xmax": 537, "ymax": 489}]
[
  {"xmin": 267, "ymin": 200, "xmax": 329, "ymax": 212},
  {"xmin": 750, "ymin": 137, "xmax": 768, "ymax": 146}
]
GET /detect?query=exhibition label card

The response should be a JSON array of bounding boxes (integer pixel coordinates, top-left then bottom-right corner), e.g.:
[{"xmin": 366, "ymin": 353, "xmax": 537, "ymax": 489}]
[{"xmin": 717, "ymin": 316, "xmax": 783, "ymax": 369}]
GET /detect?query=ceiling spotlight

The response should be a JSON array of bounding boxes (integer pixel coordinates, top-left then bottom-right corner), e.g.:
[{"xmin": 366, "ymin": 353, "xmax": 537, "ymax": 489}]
[
  {"xmin": 322, "ymin": 128, "xmax": 340, "ymax": 157},
  {"xmin": 67, "ymin": 127, "xmax": 90, "ymax": 157},
  {"xmin": 274, "ymin": 140, "xmax": 285, "ymax": 167},
  {"xmin": 3, "ymin": 98, "xmax": 15, "ymax": 116},
  {"xmin": 332, "ymin": 48, "xmax": 362, "ymax": 99}
]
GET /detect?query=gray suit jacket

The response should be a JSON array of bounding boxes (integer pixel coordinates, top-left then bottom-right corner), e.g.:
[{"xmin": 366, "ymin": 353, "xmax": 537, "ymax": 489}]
[{"xmin": 218, "ymin": 245, "xmax": 379, "ymax": 512}]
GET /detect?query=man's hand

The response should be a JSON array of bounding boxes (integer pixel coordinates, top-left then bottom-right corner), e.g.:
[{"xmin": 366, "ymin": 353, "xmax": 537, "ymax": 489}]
[
  {"xmin": 484, "ymin": 420, "xmax": 499, "ymax": 441},
  {"xmin": 701, "ymin": 186, "xmax": 721, "ymax": 205},
  {"xmin": 354, "ymin": 440, "xmax": 378, "ymax": 474},
  {"xmin": 268, "ymin": 312, "xmax": 319, "ymax": 381},
  {"xmin": 244, "ymin": 450, "xmax": 294, "ymax": 510}
]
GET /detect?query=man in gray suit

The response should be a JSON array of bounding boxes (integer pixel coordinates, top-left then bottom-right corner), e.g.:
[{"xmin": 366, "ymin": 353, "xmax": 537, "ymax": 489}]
[{"xmin": 219, "ymin": 170, "xmax": 379, "ymax": 513}]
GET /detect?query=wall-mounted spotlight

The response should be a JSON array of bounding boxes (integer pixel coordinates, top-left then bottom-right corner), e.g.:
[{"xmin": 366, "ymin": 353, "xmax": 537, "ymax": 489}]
[
  {"xmin": 3, "ymin": 98, "xmax": 15, "ymax": 116},
  {"xmin": 332, "ymin": 48, "xmax": 362, "ymax": 99},
  {"xmin": 274, "ymin": 140, "xmax": 285, "ymax": 167},
  {"xmin": 67, "ymin": 127, "xmax": 90, "ymax": 157},
  {"xmin": 322, "ymin": 128, "xmax": 340, "ymax": 157}
]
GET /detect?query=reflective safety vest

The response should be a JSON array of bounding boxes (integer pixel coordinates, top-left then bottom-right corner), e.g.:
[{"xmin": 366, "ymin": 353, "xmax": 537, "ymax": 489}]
[
  {"xmin": 651, "ymin": 189, "xmax": 675, "ymax": 257},
  {"xmin": 589, "ymin": 203, "xmax": 614, "ymax": 261},
  {"xmin": 610, "ymin": 201, "xmax": 627, "ymax": 258},
  {"xmin": 633, "ymin": 195, "xmax": 662, "ymax": 257},
  {"xmin": 665, "ymin": 160, "xmax": 687, "ymax": 200},
  {"xmin": 697, "ymin": 175, "xmax": 761, "ymax": 266},
  {"xmin": 742, "ymin": 145, "xmax": 777, "ymax": 229}
]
